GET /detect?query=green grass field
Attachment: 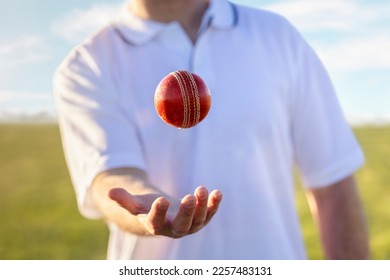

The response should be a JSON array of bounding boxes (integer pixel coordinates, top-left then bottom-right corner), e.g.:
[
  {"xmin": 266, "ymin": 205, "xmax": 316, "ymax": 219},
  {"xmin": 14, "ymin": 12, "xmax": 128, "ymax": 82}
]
[{"xmin": 0, "ymin": 124, "xmax": 389, "ymax": 259}]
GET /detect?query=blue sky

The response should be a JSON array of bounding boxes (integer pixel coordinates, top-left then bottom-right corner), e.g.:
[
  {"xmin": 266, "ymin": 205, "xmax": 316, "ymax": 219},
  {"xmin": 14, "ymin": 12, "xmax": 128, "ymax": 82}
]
[{"xmin": 1, "ymin": 0, "xmax": 389, "ymax": 124}]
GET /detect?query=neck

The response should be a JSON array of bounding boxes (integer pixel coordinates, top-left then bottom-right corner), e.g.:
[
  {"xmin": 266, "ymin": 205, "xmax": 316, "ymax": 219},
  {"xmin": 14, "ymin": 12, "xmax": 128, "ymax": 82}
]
[{"xmin": 129, "ymin": 0, "xmax": 210, "ymax": 42}]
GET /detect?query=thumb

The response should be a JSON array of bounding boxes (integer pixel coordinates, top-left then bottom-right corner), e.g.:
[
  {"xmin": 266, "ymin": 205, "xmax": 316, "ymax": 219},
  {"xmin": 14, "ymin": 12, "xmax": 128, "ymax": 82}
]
[{"xmin": 108, "ymin": 188, "xmax": 149, "ymax": 215}]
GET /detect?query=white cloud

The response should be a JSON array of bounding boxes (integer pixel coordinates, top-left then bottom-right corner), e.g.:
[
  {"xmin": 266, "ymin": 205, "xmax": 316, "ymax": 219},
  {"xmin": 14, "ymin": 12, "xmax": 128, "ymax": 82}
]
[
  {"xmin": 266, "ymin": 0, "xmax": 357, "ymax": 31},
  {"xmin": 346, "ymin": 114, "xmax": 390, "ymax": 127},
  {"xmin": 316, "ymin": 35, "xmax": 390, "ymax": 71},
  {"xmin": 51, "ymin": 3, "xmax": 122, "ymax": 44},
  {"xmin": 0, "ymin": 90, "xmax": 55, "ymax": 121},
  {"xmin": 0, "ymin": 109, "xmax": 56, "ymax": 123},
  {"xmin": 0, "ymin": 36, "xmax": 40, "ymax": 55},
  {"xmin": 263, "ymin": 0, "xmax": 390, "ymax": 72},
  {"xmin": 0, "ymin": 90, "xmax": 52, "ymax": 103},
  {"xmin": 264, "ymin": 0, "xmax": 390, "ymax": 33},
  {"xmin": 0, "ymin": 35, "xmax": 51, "ymax": 71}
]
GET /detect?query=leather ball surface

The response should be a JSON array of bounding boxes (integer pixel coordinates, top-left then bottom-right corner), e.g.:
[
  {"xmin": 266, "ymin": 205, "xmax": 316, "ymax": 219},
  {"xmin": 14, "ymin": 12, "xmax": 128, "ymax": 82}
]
[{"xmin": 154, "ymin": 70, "xmax": 211, "ymax": 128}]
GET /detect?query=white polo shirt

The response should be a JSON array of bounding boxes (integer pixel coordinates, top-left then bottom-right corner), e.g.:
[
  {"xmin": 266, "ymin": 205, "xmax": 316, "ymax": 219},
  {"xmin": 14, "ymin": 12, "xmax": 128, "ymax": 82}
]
[{"xmin": 54, "ymin": 0, "xmax": 364, "ymax": 259}]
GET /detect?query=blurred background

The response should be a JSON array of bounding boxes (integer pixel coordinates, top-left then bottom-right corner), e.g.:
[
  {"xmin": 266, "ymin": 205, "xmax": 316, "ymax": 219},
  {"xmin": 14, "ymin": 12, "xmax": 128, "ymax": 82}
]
[{"xmin": 0, "ymin": 0, "xmax": 389, "ymax": 259}]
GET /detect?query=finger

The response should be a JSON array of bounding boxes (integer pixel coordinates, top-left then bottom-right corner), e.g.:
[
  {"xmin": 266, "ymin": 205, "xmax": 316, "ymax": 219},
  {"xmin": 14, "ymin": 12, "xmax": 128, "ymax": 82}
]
[
  {"xmin": 171, "ymin": 195, "xmax": 196, "ymax": 236},
  {"xmin": 144, "ymin": 197, "xmax": 169, "ymax": 235},
  {"xmin": 108, "ymin": 188, "xmax": 148, "ymax": 215},
  {"xmin": 205, "ymin": 190, "xmax": 223, "ymax": 224},
  {"xmin": 189, "ymin": 186, "xmax": 209, "ymax": 232}
]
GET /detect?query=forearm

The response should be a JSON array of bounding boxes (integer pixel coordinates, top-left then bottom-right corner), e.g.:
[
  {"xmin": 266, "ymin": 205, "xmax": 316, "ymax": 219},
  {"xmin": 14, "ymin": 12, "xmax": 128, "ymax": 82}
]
[
  {"xmin": 307, "ymin": 175, "xmax": 370, "ymax": 259},
  {"xmin": 91, "ymin": 167, "xmax": 162, "ymax": 235}
]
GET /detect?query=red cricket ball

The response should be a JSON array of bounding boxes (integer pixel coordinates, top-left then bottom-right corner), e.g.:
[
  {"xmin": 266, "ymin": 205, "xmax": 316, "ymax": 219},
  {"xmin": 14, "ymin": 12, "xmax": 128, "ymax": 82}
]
[{"xmin": 154, "ymin": 70, "xmax": 211, "ymax": 128}]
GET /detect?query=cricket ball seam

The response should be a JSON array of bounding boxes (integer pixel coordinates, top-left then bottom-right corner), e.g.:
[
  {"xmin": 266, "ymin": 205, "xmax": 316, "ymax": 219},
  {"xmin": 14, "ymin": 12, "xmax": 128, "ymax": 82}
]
[
  {"xmin": 172, "ymin": 71, "xmax": 201, "ymax": 128},
  {"xmin": 172, "ymin": 71, "xmax": 189, "ymax": 128},
  {"xmin": 155, "ymin": 70, "xmax": 209, "ymax": 129},
  {"xmin": 184, "ymin": 71, "xmax": 201, "ymax": 127}
]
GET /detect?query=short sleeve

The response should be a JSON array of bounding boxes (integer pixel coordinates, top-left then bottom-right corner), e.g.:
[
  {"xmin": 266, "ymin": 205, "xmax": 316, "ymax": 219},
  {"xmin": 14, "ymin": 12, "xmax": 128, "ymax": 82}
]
[
  {"xmin": 289, "ymin": 26, "xmax": 364, "ymax": 188},
  {"xmin": 53, "ymin": 46, "xmax": 147, "ymax": 219}
]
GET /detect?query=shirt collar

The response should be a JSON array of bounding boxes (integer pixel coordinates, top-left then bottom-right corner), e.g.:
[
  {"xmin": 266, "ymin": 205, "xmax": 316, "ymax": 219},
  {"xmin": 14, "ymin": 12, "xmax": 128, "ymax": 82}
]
[
  {"xmin": 209, "ymin": 0, "xmax": 238, "ymax": 29},
  {"xmin": 113, "ymin": 0, "xmax": 237, "ymax": 45}
]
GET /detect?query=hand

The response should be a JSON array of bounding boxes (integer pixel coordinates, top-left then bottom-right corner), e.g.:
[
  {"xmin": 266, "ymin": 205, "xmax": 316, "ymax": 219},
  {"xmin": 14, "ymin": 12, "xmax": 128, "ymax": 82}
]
[{"xmin": 108, "ymin": 186, "xmax": 222, "ymax": 238}]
